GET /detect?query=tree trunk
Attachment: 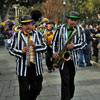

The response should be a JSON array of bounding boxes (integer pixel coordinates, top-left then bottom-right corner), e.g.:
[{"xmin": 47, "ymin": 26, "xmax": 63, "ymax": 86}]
[{"xmin": 0, "ymin": 1, "xmax": 13, "ymax": 22}]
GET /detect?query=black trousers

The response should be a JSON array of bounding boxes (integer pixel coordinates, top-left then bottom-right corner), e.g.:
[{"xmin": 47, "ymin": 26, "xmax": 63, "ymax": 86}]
[
  {"xmin": 18, "ymin": 63, "xmax": 43, "ymax": 100},
  {"xmin": 45, "ymin": 45, "xmax": 53, "ymax": 70},
  {"xmin": 60, "ymin": 60, "xmax": 75, "ymax": 100}
]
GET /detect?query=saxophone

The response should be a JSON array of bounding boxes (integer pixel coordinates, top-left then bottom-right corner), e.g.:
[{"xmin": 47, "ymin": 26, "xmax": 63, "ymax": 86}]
[{"xmin": 53, "ymin": 27, "xmax": 77, "ymax": 68}]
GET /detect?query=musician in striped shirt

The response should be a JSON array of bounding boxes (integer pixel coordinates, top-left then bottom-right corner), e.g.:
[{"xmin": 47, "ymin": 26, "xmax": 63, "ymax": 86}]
[
  {"xmin": 53, "ymin": 11, "xmax": 86, "ymax": 100},
  {"xmin": 9, "ymin": 15, "xmax": 47, "ymax": 100}
]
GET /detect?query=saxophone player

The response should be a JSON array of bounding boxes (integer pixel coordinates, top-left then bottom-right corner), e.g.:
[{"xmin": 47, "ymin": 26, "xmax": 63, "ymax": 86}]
[
  {"xmin": 9, "ymin": 14, "xmax": 47, "ymax": 100},
  {"xmin": 52, "ymin": 11, "xmax": 87, "ymax": 100}
]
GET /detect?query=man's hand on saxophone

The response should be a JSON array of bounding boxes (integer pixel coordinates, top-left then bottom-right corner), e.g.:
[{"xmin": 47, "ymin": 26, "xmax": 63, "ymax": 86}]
[
  {"xmin": 53, "ymin": 52, "xmax": 59, "ymax": 59},
  {"xmin": 66, "ymin": 42, "xmax": 74, "ymax": 50}
]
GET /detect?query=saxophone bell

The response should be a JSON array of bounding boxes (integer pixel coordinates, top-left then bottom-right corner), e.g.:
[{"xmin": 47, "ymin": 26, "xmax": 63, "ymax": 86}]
[
  {"xmin": 53, "ymin": 52, "xmax": 71, "ymax": 68},
  {"xmin": 63, "ymin": 51, "xmax": 71, "ymax": 61}
]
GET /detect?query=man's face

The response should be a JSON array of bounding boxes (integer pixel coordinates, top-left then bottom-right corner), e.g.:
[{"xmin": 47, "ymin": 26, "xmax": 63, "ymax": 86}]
[
  {"xmin": 47, "ymin": 24, "xmax": 52, "ymax": 30},
  {"xmin": 28, "ymin": 23, "xmax": 36, "ymax": 30},
  {"xmin": 67, "ymin": 18, "xmax": 78, "ymax": 27},
  {"xmin": 22, "ymin": 22, "xmax": 32, "ymax": 31}
]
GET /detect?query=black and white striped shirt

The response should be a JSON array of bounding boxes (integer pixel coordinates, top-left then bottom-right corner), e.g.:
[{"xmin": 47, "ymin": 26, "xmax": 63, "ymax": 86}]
[
  {"xmin": 9, "ymin": 30, "xmax": 47, "ymax": 76},
  {"xmin": 52, "ymin": 24, "xmax": 87, "ymax": 70}
]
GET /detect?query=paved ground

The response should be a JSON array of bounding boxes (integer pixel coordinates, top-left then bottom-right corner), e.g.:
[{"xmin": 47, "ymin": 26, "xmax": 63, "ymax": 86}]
[{"xmin": 0, "ymin": 47, "xmax": 100, "ymax": 100}]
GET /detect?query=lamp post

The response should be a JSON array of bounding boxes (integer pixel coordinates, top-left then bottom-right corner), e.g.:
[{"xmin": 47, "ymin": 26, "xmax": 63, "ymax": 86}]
[
  {"xmin": 62, "ymin": 0, "xmax": 67, "ymax": 24},
  {"xmin": 86, "ymin": 16, "xmax": 88, "ymax": 27},
  {"xmin": 73, "ymin": 0, "xmax": 77, "ymax": 10},
  {"xmin": 58, "ymin": 9, "xmax": 60, "ymax": 25}
]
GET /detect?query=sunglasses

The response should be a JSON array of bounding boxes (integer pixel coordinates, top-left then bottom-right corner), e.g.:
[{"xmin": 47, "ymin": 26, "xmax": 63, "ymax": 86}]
[
  {"xmin": 70, "ymin": 18, "xmax": 79, "ymax": 21},
  {"xmin": 22, "ymin": 22, "xmax": 32, "ymax": 25}
]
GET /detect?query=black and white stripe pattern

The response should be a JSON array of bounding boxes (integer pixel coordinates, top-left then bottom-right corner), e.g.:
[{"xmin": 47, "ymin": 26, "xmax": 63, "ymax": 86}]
[
  {"xmin": 52, "ymin": 24, "xmax": 87, "ymax": 70},
  {"xmin": 9, "ymin": 30, "xmax": 47, "ymax": 76}
]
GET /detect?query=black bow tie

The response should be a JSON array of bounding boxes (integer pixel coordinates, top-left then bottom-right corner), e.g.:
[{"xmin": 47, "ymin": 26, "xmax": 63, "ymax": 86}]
[
  {"xmin": 24, "ymin": 33, "xmax": 32, "ymax": 36},
  {"xmin": 67, "ymin": 28, "xmax": 73, "ymax": 31}
]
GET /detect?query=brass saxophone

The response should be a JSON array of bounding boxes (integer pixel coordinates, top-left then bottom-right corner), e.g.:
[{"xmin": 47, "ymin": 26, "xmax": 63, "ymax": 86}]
[{"xmin": 53, "ymin": 27, "xmax": 77, "ymax": 68}]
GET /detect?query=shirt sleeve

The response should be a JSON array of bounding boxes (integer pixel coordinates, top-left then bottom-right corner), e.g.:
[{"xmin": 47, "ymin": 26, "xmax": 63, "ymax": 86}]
[
  {"xmin": 73, "ymin": 27, "xmax": 87, "ymax": 50},
  {"xmin": 9, "ymin": 32, "xmax": 23, "ymax": 58},
  {"xmin": 34, "ymin": 32, "xmax": 47, "ymax": 52}
]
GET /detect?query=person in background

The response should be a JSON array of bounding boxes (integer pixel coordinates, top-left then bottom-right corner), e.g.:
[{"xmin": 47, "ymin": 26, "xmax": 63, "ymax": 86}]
[
  {"xmin": 9, "ymin": 14, "xmax": 47, "ymax": 100},
  {"xmin": 38, "ymin": 24, "xmax": 46, "ymax": 33},
  {"xmin": 79, "ymin": 23, "xmax": 94, "ymax": 67},
  {"xmin": 89, "ymin": 25, "xmax": 95, "ymax": 34},
  {"xmin": 92, "ymin": 26, "xmax": 100, "ymax": 62},
  {"xmin": 3, "ymin": 26, "xmax": 9, "ymax": 49},
  {"xmin": 8, "ymin": 21, "xmax": 15, "ymax": 39},
  {"xmin": 52, "ymin": 11, "xmax": 86, "ymax": 100},
  {"xmin": 44, "ymin": 21, "xmax": 56, "ymax": 73},
  {"xmin": 0, "ymin": 26, "xmax": 5, "ymax": 47}
]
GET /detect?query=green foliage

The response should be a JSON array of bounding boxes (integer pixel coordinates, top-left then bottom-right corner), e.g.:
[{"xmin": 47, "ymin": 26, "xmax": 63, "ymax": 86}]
[
  {"xmin": 19, "ymin": 0, "xmax": 46, "ymax": 7},
  {"xmin": 1, "ymin": 0, "xmax": 100, "ymax": 24},
  {"xmin": 0, "ymin": 0, "xmax": 47, "ymax": 22},
  {"xmin": 66, "ymin": 0, "xmax": 100, "ymax": 23}
]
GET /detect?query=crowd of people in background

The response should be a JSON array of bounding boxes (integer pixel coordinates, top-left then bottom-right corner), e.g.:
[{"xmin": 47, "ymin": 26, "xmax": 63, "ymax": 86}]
[
  {"xmin": 0, "ymin": 20, "xmax": 22, "ymax": 49},
  {"xmin": 79, "ymin": 23, "xmax": 100, "ymax": 65}
]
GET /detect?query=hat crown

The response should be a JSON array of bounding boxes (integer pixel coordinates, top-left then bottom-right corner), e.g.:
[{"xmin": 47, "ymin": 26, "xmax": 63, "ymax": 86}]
[
  {"xmin": 21, "ymin": 15, "xmax": 32, "ymax": 23},
  {"xmin": 69, "ymin": 11, "xmax": 79, "ymax": 16},
  {"xmin": 67, "ymin": 11, "xmax": 80, "ymax": 19}
]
